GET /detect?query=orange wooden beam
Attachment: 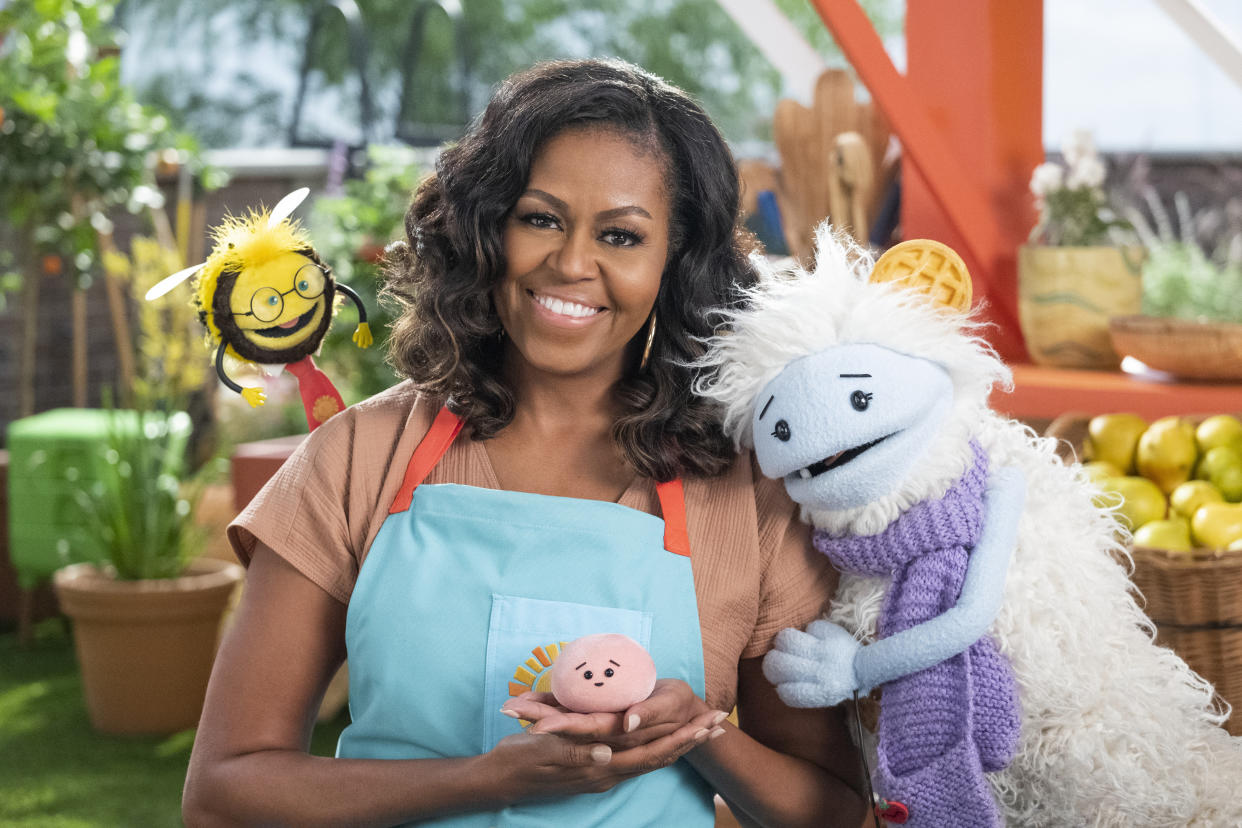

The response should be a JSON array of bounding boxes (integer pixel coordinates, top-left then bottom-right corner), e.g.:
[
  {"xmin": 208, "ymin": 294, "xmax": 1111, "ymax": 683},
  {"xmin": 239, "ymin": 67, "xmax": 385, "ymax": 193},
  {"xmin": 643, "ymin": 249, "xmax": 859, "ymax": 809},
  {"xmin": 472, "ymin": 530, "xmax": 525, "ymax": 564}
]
[
  {"xmin": 991, "ymin": 364, "xmax": 1242, "ymax": 420},
  {"xmin": 807, "ymin": 0, "xmax": 1041, "ymax": 363}
]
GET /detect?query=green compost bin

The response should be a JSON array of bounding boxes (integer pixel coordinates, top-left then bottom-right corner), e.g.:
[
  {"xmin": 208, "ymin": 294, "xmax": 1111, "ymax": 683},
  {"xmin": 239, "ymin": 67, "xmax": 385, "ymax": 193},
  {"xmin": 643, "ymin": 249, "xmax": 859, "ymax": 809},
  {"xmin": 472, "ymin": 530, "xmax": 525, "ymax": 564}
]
[{"xmin": 6, "ymin": 408, "xmax": 192, "ymax": 588}]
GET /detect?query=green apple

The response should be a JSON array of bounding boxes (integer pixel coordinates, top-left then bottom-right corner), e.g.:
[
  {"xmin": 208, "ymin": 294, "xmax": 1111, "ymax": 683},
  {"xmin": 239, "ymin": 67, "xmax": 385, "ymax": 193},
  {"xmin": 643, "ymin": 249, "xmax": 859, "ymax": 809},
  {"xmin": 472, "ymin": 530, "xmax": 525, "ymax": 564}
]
[
  {"xmin": 1196, "ymin": 445, "xmax": 1242, "ymax": 482},
  {"xmin": 1214, "ymin": 465, "xmax": 1242, "ymax": 503}
]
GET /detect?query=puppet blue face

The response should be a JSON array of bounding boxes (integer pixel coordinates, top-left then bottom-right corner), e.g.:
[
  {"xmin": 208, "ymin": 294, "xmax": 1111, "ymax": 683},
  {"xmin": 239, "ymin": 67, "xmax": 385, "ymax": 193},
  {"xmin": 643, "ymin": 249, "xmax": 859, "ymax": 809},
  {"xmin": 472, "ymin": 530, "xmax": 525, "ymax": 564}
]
[{"xmin": 751, "ymin": 343, "xmax": 953, "ymax": 511}]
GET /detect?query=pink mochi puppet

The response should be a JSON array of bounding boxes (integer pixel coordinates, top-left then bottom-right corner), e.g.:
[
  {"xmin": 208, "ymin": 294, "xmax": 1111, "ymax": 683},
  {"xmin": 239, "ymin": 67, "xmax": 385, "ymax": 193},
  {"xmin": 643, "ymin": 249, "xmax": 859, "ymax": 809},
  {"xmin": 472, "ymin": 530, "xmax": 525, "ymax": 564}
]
[{"xmin": 550, "ymin": 633, "xmax": 657, "ymax": 713}]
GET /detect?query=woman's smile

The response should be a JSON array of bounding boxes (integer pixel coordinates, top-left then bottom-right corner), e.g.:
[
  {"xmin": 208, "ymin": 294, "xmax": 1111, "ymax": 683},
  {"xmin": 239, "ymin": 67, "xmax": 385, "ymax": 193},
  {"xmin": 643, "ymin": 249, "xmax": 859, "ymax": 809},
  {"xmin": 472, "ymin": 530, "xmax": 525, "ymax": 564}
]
[{"xmin": 527, "ymin": 289, "xmax": 607, "ymax": 326}]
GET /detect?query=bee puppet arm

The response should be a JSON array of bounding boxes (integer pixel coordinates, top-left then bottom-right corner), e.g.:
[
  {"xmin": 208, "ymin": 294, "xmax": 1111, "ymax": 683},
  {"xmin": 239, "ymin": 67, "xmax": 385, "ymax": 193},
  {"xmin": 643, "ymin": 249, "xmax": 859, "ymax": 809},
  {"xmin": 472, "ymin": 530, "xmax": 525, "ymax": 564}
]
[
  {"xmin": 216, "ymin": 343, "xmax": 267, "ymax": 408},
  {"xmin": 335, "ymin": 283, "xmax": 373, "ymax": 349},
  {"xmin": 764, "ymin": 466, "xmax": 1026, "ymax": 709}
]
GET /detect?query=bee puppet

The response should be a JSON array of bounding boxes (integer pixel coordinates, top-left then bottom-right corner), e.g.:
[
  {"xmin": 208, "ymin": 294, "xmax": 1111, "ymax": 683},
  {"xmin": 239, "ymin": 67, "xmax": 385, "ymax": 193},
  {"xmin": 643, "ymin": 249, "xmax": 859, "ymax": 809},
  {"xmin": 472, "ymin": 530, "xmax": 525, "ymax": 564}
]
[{"xmin": 147, "ymin": 189, "xmax": 372, "ymax": 430}]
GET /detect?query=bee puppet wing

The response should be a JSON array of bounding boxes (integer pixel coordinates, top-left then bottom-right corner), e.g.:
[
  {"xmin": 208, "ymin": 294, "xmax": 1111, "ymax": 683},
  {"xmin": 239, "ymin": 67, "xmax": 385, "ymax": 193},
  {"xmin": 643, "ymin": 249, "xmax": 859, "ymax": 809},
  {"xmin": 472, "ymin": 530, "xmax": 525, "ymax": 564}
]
[{"xmin": 142, "ymin": 187, "xmax": 311, "ymax": 302}]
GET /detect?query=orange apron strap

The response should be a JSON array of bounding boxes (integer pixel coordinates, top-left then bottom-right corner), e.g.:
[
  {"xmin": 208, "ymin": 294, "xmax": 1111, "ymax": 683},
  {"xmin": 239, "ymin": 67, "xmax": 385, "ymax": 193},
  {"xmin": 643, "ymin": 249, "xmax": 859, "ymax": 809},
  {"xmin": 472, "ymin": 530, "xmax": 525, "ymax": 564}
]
[
  {"xmin": 389, "ymin": 406, "xmax": 465, "ymax": 514},
  {"xmin": 655, "ymin": 479, "xmax": 692, "ymax": 557}
]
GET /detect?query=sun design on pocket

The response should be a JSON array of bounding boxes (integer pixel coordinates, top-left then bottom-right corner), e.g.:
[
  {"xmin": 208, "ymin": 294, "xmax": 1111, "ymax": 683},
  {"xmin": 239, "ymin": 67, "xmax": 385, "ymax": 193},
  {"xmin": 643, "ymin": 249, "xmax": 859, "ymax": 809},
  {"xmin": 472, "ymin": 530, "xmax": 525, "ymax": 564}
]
[{"xmin": 508, "ymin": 642, "xmax": 568, "ymax": 699}]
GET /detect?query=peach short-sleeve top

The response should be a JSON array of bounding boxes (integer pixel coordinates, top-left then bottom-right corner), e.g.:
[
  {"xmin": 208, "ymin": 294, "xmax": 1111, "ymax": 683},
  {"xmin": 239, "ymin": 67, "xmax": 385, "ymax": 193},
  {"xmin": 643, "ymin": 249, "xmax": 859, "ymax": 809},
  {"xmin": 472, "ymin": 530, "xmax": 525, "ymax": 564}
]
[{"xmin": 228, "ymin": 382, "xmax": 838, "ymax": 712}]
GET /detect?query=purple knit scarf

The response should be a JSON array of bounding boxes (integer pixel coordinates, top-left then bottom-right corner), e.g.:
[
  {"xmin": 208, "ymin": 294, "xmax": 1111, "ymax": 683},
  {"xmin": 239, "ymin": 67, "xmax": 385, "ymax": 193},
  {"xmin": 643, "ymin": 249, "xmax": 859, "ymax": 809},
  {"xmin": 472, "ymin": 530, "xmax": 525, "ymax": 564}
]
[{"xmin": 813, "ymin": 442, "xmax": 1019, "ymax": 828}]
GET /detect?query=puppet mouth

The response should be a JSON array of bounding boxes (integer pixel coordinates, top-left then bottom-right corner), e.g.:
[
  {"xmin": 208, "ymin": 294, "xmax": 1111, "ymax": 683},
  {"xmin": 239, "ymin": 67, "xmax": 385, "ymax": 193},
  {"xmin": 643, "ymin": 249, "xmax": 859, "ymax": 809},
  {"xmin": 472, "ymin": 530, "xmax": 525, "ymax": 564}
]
[
  {"xmin": 254, "ymin": 306, "xmax": 317, "ymax": 338},
  {"xmin": 795, "ymin": 433, "xmax": 892, "ymax": 480}
]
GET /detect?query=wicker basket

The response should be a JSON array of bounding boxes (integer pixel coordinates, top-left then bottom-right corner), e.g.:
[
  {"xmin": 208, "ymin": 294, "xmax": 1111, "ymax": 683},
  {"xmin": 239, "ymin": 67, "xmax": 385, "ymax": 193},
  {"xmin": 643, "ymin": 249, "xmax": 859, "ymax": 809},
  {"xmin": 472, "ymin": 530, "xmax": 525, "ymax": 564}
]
[
  {"xmin": 1152, "ymin": 624, "xmax": 1242, "ymax": 734},
  {"xmin": 1044, "ymin": 412, "xmax": 1242, "ymax": 733},
  {"xmin": 1109, "ymin": 315, "xmax": 1242, "ymax": 381},
  {"xmin": 1127, "ymin": 545, "xmax": 1242, "ymax": 626}
]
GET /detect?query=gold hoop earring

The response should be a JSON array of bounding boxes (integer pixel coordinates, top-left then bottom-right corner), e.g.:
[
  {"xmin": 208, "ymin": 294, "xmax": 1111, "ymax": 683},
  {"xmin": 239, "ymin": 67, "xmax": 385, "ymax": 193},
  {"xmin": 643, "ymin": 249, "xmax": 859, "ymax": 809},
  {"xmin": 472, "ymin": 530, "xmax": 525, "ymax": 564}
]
[{"xmin": 639, "ymin": 312, "xmax": 657, "ymax": 371}]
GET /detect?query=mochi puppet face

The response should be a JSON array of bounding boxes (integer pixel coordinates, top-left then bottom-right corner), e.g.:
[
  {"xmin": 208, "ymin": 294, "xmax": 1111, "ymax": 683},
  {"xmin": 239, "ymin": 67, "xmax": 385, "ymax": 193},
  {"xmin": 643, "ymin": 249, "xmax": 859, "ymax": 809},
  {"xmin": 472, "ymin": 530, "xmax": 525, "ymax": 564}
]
[{"xmin": 550, "ymin": 633, "xmax": 657, "ymax": 713}]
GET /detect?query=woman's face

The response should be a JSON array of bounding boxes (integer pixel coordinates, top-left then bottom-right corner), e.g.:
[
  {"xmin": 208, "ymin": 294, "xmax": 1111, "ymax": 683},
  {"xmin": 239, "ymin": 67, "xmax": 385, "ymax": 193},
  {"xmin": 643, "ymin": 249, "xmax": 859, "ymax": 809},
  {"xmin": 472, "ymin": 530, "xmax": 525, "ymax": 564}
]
[{"xmin": 496, "ymin": 126, "xmax": 672, "ymax": 381}]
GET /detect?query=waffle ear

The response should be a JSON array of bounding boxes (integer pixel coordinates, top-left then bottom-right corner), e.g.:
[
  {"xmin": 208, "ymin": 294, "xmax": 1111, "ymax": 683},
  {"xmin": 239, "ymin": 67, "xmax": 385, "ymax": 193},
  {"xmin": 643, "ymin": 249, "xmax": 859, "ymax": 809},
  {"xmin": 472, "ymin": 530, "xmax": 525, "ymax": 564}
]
[{"xmin": 870, "ymin": 239, "xmax": 973, "ymax": 313}]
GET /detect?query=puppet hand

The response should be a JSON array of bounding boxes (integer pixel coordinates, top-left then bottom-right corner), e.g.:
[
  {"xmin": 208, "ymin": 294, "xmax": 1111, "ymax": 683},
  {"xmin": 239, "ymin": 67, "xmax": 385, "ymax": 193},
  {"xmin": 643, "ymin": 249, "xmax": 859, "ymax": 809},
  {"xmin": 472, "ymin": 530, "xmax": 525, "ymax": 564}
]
[
  {"xmin": 240, "ymin": 386, "xmax": 267, "ymax": 408},
  {"xmin": 353, "ymin": 322, "xmax": 373, "ymax": 349},
  {"xmin": 763, "ymin": 620, "xmax": 860, "ymax": 708}
]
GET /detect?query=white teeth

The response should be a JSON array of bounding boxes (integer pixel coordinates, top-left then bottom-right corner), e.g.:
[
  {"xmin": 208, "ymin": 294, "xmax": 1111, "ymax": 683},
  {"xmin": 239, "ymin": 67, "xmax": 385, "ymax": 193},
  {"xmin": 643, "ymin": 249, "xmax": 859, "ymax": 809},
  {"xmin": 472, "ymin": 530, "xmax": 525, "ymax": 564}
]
[
  {"xmin": 798, "ymin": 468, "xmax": 812, "ymax": 480},
  {"xmin": 534, "ymin": 293, "xmax": 600, "ymax": 318}
]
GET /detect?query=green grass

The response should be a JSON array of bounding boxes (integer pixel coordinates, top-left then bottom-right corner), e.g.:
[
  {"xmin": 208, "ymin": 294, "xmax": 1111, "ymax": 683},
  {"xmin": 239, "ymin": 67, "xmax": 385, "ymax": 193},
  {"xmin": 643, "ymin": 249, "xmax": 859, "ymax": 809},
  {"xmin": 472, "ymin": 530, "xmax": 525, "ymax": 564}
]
[{"xmin": 0, "ymin": 619, "xmax": 348, "ymax": 827}]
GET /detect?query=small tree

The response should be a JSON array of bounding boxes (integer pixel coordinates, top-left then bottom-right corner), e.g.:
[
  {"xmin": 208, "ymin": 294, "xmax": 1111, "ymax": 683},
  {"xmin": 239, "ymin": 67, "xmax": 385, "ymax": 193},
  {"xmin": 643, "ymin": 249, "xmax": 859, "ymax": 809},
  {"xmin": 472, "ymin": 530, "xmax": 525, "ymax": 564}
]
[{"xmin": 0, "ymin": 0, "xmax": 207, "ymax": 415}]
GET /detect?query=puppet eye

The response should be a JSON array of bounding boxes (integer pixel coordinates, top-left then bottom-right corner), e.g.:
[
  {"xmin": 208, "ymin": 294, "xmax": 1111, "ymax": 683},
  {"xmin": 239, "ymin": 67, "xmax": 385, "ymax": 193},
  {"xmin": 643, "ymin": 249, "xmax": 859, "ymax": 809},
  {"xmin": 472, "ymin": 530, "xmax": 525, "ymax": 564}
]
[
  {"xmin": 583, "ymin": 670, "xmax": 593, "ymax": 680},
  {"xmin": 772, "ymin": 419, "xmax": 791, "ymax": 442},
  {"xmin": 851, "ymin": 390, "xmax": 873, "ymax": 411},
  {"xmin": 604, "ymin": 668, "xmax": 614, "ymax": 678}
]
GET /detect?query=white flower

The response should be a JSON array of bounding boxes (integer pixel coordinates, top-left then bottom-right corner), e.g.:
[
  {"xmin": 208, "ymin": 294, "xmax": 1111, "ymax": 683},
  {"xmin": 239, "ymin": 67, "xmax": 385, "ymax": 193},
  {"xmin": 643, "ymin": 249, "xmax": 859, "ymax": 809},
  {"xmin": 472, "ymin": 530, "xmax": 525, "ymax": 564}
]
[
  {"xmin": 1062, "ymin": 129, "xmax": 1097, "ymax": 167},
  {"xmin": 1030, "ymin": 162, "xmax": 1064, "ymax": 196},
  {"xmin": 1066, "ymin": 155, "xmax": 1106, "ymax": 189}
]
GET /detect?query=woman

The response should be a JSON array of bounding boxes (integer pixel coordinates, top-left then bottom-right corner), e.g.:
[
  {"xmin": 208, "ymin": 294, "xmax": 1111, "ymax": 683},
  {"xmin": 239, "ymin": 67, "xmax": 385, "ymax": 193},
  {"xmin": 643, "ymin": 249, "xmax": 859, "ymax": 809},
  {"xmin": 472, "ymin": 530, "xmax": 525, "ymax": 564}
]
[{"xmin": 183, "ymin": 59, "xmax": 865, "ymax": 827}]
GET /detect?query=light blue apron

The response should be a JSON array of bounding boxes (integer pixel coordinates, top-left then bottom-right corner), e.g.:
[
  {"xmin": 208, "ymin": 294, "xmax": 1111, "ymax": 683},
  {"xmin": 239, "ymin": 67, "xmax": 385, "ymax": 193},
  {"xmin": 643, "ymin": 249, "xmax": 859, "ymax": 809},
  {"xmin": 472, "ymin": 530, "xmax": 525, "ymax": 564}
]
[{"xmin": 338, "ymin": 406, "xmax": 715, "ymax": 827}]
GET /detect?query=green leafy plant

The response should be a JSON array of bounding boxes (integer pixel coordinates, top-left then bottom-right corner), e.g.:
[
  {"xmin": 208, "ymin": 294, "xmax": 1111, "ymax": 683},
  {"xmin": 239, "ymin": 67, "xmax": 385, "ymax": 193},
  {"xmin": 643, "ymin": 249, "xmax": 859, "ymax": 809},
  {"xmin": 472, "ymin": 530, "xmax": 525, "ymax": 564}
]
[
  {"xmin": 309, "ymin": 144, "xmax": 422, "ymax": 401},
  {"xmin": 0, "ymin": 0, "xmax": 222, "ymax": 416},
  {"xmin": 71, "ymin": 407, "xmax": 201, "ymax": 580},
  {"xmin": 0, "ymin": 0, "xmax": 207, "ymax": 292},
  {"xmin": 1127, "ymin": 189, "xmax": 1242, "ymax": 323},
  {"xmin": 1029, "ymin": 130, "xmax": 1129, "ymax": 247}
]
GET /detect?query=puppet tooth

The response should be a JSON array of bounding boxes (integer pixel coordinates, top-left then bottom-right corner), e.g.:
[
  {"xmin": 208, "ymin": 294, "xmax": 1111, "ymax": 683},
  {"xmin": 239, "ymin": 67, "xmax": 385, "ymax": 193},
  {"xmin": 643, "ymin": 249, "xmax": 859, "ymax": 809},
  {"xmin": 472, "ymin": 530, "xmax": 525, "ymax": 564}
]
[{"xmin": 799, "ymin": 468, "xmax": 812, "ymax": 480}]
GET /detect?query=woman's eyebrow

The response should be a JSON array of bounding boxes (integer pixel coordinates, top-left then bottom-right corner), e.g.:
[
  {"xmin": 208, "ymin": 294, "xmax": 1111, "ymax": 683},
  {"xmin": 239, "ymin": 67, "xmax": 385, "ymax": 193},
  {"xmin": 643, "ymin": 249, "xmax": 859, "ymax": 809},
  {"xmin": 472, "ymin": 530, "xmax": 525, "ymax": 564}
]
[
  {"xmin": 523, "ymin": 189, "xmax": 568, "ymax": 211},
  {"xmin": 598, "ymin": 205, "xmax": 652, "ymax": 221},
  {"xmin": 523, "ymin": 189, "xmax": 652, "ymax": 221}
]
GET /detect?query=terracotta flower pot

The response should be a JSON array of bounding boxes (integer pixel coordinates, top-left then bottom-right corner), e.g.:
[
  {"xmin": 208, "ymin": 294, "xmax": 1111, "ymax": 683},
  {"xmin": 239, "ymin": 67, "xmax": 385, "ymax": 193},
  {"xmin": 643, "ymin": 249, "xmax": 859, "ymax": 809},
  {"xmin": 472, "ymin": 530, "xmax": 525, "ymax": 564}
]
[
  {"xmin": 53, "ymin": 556, "xmax": 244, "ymax": 735},
  {"xmin": 1018, "ymin": 244, "xmax": 1144, "ymax": 370}
]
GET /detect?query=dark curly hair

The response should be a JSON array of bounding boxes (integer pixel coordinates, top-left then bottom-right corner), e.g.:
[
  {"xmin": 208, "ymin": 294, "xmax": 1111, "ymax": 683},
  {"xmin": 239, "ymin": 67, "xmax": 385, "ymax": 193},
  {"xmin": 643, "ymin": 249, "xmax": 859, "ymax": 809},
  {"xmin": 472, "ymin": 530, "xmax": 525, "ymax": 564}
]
[{"xmin": 382, "ymin": 58, "xmax": 757, "ymax": 481}]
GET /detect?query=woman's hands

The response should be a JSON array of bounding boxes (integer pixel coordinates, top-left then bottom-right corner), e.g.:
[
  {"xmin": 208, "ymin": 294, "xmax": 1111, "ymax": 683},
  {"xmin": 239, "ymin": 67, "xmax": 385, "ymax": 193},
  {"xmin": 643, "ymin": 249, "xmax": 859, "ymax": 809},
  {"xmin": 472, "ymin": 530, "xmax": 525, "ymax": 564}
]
[{"xmin": 489, "ymin": 679, "xmax": 727, "ymax": 802}]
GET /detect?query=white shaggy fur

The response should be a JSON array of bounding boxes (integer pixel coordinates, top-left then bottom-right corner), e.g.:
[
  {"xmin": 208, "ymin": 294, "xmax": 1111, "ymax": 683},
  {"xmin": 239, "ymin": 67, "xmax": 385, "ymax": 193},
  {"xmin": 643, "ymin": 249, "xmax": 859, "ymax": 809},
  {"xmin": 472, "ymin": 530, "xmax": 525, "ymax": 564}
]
[{"xmin": 696, "ymin": 227, "xmax": 1242, "ymax": 825}]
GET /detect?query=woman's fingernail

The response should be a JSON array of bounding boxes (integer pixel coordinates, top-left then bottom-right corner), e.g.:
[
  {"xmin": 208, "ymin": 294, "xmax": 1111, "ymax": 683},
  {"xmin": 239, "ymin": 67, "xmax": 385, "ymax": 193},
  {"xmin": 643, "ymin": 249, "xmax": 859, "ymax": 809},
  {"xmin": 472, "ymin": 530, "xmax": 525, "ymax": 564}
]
[
  {"xmin": 625, "ymin": 714, "xmax": 641, "ymax": 733},
  {"xmin": 500, "ymin": 708, "xmax": 520, "ymax": 719},
  {"xmin": 591, "ymin": 745, "xmax": 612, "ymax": 764},
  {"xmin": 693, "ymin": 728, "xmax": 710, "ymax": 741},
  {"xmin": 709, "ymin": 727, "xmax": 726, "ymax": 740},
  {"xmin": 711, "ymin": 711, "xmax": 728, "ymax": 726}
]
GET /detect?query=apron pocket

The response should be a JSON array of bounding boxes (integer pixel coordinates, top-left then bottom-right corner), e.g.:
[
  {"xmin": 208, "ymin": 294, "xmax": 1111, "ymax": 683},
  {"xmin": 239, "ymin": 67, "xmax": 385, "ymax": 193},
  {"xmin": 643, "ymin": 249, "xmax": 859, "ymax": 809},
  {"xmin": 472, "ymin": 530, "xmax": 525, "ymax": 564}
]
[{"xmin": 483, "ymin": 593, "xmax": 652, "ymax": 751}]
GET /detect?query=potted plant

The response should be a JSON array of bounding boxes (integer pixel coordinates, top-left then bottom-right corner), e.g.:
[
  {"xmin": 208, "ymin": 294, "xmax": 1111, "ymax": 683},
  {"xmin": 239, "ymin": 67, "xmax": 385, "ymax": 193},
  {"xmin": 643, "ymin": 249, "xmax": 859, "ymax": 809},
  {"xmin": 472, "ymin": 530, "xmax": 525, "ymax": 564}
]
[
  {"xmin": 1018, "ymin": 130, "xmax": 1143, "ymax": 369},
  {"xmin": 52, "ymin": 406, "xmax": 242, "ymax": 735},
  {"xmin": 1106, "ymin": 188, "xmax": 1242, "ymax": 381}
]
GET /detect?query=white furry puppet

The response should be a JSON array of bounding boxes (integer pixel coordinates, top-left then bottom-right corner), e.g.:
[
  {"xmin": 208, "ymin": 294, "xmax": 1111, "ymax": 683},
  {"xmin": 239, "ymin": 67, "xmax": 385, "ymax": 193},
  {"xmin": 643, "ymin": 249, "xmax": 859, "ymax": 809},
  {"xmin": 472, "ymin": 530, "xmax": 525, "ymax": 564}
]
[{"xmin": 694, "ymin": 227, "xmax": 1242, "ymax": 827}]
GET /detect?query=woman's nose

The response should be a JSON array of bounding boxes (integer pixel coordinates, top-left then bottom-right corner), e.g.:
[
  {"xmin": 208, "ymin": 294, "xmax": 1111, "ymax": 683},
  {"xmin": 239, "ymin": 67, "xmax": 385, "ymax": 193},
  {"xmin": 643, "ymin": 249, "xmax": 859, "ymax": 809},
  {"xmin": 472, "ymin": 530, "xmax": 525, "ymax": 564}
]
[{"xmin": 550, "ymin": 227, "xmax": 598, "ymax": 281}]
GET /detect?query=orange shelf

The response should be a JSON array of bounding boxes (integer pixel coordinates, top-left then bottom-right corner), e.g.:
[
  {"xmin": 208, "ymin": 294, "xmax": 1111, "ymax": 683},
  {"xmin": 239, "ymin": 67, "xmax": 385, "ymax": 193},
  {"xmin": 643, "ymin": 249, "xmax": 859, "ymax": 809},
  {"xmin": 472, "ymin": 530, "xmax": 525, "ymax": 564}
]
[{"xmin": 991, "ymin": 364, "xmax": 1242, "ymax": 420}]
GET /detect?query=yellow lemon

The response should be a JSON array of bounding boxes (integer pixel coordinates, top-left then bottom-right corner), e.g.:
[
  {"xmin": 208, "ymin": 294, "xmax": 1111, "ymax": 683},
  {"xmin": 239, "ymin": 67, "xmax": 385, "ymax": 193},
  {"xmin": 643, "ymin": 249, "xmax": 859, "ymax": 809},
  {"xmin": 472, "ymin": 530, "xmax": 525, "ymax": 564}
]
[
  {"xmin": 1191, "ymin": 502, "xmax": 1242, "ymax": 550},
  {"xmin": 1083, "ymin": 413, "xmax": 1147, "ymax": 473},
  {"xmin": 1136, "ymin": 416, "xmax": 1198, "ymax": 494},
  {"xmin": 1081, "ymin": 461, "xmax": 1123, "ymax": 484},
  {"xmin": 1196, "ymin": 415, "xmax": 1242, "ymax": 455},
  {"xmin": 1132, "ymin": 517, "xmax": 1194, "ymax": 553},
  {"xmin": 1169, "ymin": 480, "xmax": 1225, "ymax": 519},
  {"xmin": 1097, "ymin": 475, "xmax": 1167, "ymax": 532}
]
